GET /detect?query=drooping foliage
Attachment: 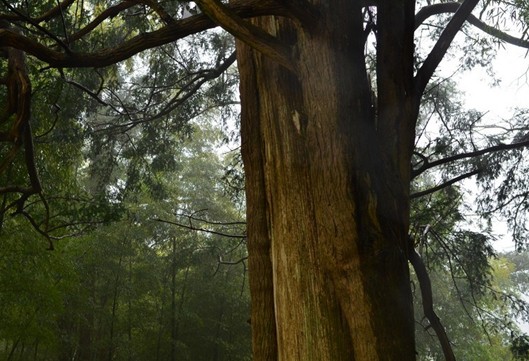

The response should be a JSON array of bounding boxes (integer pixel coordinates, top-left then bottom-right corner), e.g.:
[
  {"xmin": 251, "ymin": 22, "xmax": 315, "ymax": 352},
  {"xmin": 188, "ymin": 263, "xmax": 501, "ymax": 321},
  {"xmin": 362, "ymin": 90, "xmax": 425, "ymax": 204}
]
[
  {"xmin": 0, "ymin": 4, "xmax": 247, "ymax": 357},
  {"xmin": 0, "ymin": 115, "xmax": 251, "ymax": 360}
]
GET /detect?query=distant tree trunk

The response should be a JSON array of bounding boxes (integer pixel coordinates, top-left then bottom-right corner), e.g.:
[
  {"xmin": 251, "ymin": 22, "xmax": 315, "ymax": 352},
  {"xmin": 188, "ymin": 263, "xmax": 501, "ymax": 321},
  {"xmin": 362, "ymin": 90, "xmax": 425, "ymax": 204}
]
[
  {"xmin": 78, "ymin": 270, "xmax": 96, "ymax": 361},
  {"xmin": 127, "ymin": 251, "xmax": 133, "ymax": 361},
  {"xmin": 57, "ymin": 316, "xmax": 75, "ymax": 361},
  {"xmin": 6, "ymin": 338, "xmax": 19, "ymax": 361},
  {"xmin": 236, "ymin": 1, "xmax": 418, "ymax": 360},
  {"xmin": 17, "ymin": 341, "xmax": 25, "ymax": 360},
  {"xmin": 170, "ymin": 237, "xmax": 177, "ymax": 361},
  {"xmin": 108, "ymin": 253, "xmax": 123, "ymax": 361},
  {"xmin": 32, "ymin": 339, "xmax": 38, "ymax": 361},
  {"xmin": 169, "ymin": 238, "xmax": 190, "ymax": 361}
]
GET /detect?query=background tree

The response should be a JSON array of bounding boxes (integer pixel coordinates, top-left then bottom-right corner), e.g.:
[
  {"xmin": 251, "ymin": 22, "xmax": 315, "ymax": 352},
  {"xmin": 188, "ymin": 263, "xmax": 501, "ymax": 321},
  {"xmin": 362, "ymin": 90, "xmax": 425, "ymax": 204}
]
[{"xmin": 0, "ymin": 107, "xmax": 251, "ymax": 360}]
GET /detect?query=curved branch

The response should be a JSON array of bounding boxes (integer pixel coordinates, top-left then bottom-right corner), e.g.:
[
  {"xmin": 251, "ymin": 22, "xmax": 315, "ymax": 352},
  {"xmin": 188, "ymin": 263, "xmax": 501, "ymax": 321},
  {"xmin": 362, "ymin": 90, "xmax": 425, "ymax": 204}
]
[
  {"xmin": 413, "ymin": 139, "xmax": 529, "ymax": 177},
  {"xmin": 67, "ymin": 0, "xmax": 140, "ymax": 43},
  {"xmin": 68, "ymin": 0, "xmax": 177, "ymax": 42},
  {"xmin": 0, "ymin": 28, "xmax": 45, "ymax": 224},
  {"xmin": 20, "ymin": 209, "xmax": 54, "ymax": 250},
  {"xmin": 0, "ymin": 0, "xmax": 290, "ymax": 69},
  {"xmin": 409, "ymin": 247, "xmax": 456, "ymax": 361},
  {"xmin": 60, "ymin": 77, "xmax": 109, "ymax": 107},
  {"xmin": 218, "ymin": 255, "xmax": 248, "ymax": 265},
  {"xmin": 415, "ymin": 0, "xmax": 479, "ymax": 100},
  {"xmin": 41, "ymin": 0, "xmax": 76, "ymax": 23},
  {"xmin": 183, "ymin": 214, "xmax": 246, "ymax": 226},
  {"xmin": 196, "ymin": 0, "xmax": 295, "ymax": 71},
  {"xmin": 147, "ymin": 51, "xmax": 237, "ymax": 122},
  {"xmin": 416, "ymin": 2, "xmax": 529, "ymax": 49},
  {"xmin": 0, "ymin": 0, "xmax": 76, "ymax": 23}
]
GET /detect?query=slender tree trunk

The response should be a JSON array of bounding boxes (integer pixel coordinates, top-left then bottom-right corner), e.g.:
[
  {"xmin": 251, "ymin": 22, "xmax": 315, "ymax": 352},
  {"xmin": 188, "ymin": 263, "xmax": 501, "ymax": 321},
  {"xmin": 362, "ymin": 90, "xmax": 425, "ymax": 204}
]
[
  {"xmin": 108, "ymin": 254, "xmax": 123, "ymax": 361},
  {"xmin": 154, "ymin": 279, "xmax": 167, "ymax": 361},
  {"xmin": 6, "ymin": 338, "xmax": 18, "ymax": 361},
  {"xmin": 32, "ymin": 340, "xmax": 38, "ymax": 361},
  {"xmin": 18, "ymin": 341, "xmax": 25, "ymax": 361},
  {"xmin": 127, "ymin": 251, "xmax": 133, "ymax": 361},
  {"xmin": 170, "ymin": 237, "xmax": 177, "ymax": 361},
  {"xmin": 237, "ymin": 1, "xmax": 417, "ymax": 360},
  {"xmin": 78, "ymin": 271, "xmax": 95, "ymax": 361}
]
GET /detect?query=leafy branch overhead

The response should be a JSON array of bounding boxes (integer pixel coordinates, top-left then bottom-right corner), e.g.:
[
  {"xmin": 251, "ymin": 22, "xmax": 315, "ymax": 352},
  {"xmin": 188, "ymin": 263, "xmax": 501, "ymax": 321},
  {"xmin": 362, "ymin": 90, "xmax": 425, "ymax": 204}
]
[
  {"xmin": 0, "ymin": 0, "xmax": 292, "ymax": 68},
  {"xmin": 0, "ymin": 0, "xmax": 526, "ymax": 182}
]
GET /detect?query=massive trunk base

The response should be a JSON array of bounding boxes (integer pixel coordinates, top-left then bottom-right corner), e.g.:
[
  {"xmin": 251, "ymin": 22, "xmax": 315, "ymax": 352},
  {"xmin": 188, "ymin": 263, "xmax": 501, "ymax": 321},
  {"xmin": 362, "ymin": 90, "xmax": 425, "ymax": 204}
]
[{"xmin": 237, "ymin": 4, "xmax": 416, "ymax": 360}]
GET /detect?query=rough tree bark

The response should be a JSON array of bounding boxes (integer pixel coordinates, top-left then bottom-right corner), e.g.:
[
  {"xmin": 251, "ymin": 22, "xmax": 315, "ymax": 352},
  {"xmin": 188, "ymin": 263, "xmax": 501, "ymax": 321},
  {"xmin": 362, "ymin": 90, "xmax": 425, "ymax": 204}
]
[{"xmin": 236, "ymin": 1, "xmax": 418, "ymax": 360}]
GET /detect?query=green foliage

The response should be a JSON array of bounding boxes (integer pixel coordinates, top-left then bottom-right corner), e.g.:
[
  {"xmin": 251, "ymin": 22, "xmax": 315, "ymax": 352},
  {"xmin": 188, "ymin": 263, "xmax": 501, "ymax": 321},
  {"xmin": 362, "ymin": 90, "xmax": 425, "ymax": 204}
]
[
  {"xmin": 410, "ymin": 68, "xmax": 529, "ymax": 359},
  {"xmin": 0, "ymin": 14, "xmax": 246, "ymax": 357},
  {"xmin": 0, "ymin": 115, "xmax": 250, "ymax": 360}
]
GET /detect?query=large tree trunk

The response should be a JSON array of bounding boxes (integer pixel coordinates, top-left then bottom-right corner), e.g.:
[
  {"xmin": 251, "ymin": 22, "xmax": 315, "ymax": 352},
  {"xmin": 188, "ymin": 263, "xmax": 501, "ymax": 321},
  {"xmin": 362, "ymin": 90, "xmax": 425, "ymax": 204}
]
[{"xmin": 237, "ymin": 1, "xmax": 417, "ymax": 360}]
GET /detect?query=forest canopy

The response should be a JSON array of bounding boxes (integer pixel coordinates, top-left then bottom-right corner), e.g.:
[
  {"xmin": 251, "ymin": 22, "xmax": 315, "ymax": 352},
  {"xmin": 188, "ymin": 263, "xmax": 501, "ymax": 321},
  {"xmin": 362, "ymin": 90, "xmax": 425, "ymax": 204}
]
[{"xmin": 2, "ymin": 1, "xmax": 529, "ymax": 360}]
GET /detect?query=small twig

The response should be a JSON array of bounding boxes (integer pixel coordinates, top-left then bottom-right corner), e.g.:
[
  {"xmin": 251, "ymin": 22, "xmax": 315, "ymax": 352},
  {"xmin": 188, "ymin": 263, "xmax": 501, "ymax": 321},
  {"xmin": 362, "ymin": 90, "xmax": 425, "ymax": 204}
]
[
  {"xmin": 217, "ymin": 255, "xmax": 248, "ymax": 265},
  {"xmin": 20, "ymin": 210, "xmax": 54, "ymax": 250},
  {"xmin": 154, "ymin": 217, "xmax": 246, "ymax": 239},
  {"xmin": 411, "ymin": 169, "xmax": 480, "ymax": 199},
  {"xmin": 58, "ymin": 68, "xmax": 110, "ymax": 106}
]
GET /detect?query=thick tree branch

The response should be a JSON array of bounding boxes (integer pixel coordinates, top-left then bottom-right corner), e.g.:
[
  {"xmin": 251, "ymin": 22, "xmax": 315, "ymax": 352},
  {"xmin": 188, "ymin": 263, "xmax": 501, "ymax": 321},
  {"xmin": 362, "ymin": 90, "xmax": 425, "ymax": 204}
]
[
  {"xmin": 414, "ymin": 0, "xmax": 479, "ymax": 100},
  {"xmin": 413, "ymin": 139, "xmax": 529, "ymax": 178},
  {"xmin": 282, "ymin": 0, "xmax": 319, "ymax": 30},
  {"xmin": 409, "ymin": 247, "xmax": 456, "ymax": 361},
  {"xmin": 410, "ymin": 169, "xmax": 480, "ymax": 199},
  {"xmin": 195, "ymin": 0, "xmax": 295, "ymax": 71},
  {"xmin": 0, "ymin": 26, "xmax": 45, "ymax": 227},
  {"xmin": 0, "ymin": 0, "xmax": 290, "ymax": 69},
  {"xmin": 416, "ymin": 2, "xmax": 529, "ymax": 49}
]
